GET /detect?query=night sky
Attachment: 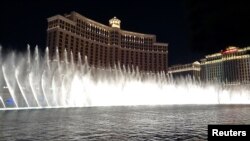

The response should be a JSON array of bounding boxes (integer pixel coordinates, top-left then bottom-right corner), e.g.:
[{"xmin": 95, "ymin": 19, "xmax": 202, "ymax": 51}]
[{"xmin": 0, "ymin": 0, "xmax": 250, "ymax": 66}]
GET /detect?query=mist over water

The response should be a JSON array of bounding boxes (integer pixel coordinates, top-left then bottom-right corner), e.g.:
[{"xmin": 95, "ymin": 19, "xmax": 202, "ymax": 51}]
[{"xmin": 0, "ymin": 45, "xmax": 250, "ymax": 110}]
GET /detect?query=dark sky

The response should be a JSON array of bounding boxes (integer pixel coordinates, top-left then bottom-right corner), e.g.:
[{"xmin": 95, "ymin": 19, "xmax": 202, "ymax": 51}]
[
  {"xmin": 185, "ymin": 1, "xmax": 250, "ymax": 54},
  {"xmin": 0, "ymin": 0, "xmax": 250, "ymax": 66}
]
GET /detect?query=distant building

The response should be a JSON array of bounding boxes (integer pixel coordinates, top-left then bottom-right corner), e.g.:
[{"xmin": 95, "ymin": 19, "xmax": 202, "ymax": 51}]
[
  {"xmin": 200, "ymin": 46, "xmax": 250, "ymax": 85},
  {"xmin": 168, "ymin": 61, "xmax": 200, "ymax": 79},
  {"xmin": 46, "ymin": 11, "xmax": 168, "ymax": 72}
]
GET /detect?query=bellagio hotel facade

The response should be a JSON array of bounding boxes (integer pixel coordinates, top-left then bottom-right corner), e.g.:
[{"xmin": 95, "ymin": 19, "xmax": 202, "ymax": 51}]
[{"xmin": 46, "ymin": 11, "xmax": 168, "ymax": 72}]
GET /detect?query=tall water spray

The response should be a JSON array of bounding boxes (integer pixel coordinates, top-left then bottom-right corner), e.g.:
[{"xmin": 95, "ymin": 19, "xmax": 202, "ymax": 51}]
[{"xmin": 0, "ymin": 45, "xmax": 250, "ymax": 110}]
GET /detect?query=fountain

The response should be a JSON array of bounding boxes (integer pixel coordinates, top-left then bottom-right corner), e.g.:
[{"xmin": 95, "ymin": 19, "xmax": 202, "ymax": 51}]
[
  {"xmin": 0, "ymin": 45, "xmax": 250, "ymax": 110},
  {"xmin": 0, "ymin": 96, "xmax": 6, "ymax": 108}
]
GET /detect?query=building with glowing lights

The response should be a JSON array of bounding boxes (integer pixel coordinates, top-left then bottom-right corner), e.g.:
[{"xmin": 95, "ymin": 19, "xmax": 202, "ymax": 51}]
[
  {"xmin": 200, "ymin": 46, "xmax": 250, "ymax": 85},
  {"xmin": 46, "ymin": 11, "xmax": 168, "ymax": 72},
  {"xmin": 168, "ymin": 61, "xmax": 200, "ymax": 79}
]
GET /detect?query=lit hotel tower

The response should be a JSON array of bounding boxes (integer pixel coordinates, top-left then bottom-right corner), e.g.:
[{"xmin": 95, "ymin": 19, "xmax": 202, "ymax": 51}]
[
  {"xmin": 200, "ymin": 46, "xmax": 250, "ymax": 85},
  {"xmin": 46, "ymin": 11, "xmax": 168, "ymax": 72}
]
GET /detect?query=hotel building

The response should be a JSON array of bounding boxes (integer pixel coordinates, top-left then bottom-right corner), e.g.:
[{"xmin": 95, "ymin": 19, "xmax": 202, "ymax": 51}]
[
  {"xmin": 200, "ymin": 46, "xmax": 250, "ymax": 84},
  {"xmin": 168, "ymin": 61, "xmax": 201, "ymax": 79},
  {"xmin": 46, "ymin": 11, "xmax": 168, "ymax": 72}
]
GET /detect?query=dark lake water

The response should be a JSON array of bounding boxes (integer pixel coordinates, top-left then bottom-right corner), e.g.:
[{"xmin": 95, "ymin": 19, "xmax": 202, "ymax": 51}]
[{"xmin": 1, "ymin": 105, "xmax": 250, "ymax": 141}]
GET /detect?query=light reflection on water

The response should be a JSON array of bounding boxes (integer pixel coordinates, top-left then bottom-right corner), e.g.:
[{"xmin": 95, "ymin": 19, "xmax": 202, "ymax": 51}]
[{"xmin": 1, "ymin": 105, "xmax": 250, "ymax": 141}]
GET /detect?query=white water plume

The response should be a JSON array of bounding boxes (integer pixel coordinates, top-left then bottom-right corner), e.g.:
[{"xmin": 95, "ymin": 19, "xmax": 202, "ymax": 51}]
[{"xmin": 0, "ymin": 45, "xmax": 250, "ymax": 109}]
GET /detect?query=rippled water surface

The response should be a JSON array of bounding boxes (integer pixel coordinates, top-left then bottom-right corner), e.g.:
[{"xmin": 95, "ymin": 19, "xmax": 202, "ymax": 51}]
[{"xmin": 1, "ymin": 105, "xmax": 250, "ymax": 141}]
